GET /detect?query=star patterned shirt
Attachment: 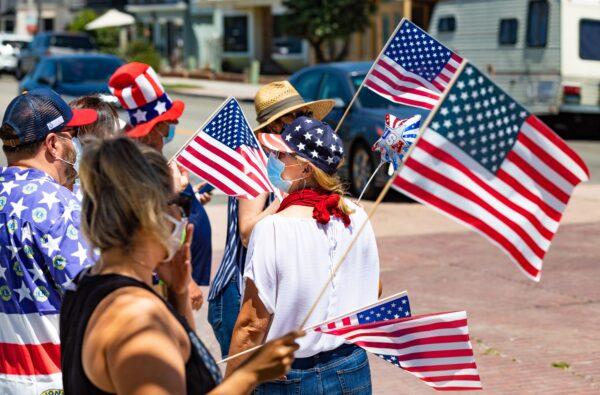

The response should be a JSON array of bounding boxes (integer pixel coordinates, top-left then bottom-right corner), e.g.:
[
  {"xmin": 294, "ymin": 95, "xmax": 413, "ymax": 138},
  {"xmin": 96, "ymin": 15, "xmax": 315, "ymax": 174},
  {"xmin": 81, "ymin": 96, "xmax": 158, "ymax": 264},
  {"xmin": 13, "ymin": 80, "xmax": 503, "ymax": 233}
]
[{"xmin": 0, "ymin": 167, "xmax": 93, "ymax": 385}]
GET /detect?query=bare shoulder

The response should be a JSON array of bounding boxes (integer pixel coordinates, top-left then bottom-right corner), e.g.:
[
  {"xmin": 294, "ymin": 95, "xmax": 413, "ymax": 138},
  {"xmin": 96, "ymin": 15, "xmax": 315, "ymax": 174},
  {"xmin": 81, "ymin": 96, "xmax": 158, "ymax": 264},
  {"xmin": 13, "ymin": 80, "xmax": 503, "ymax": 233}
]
[{"xmin": 82, "ymin": 286, "xmax": 188, "ymax": 391}]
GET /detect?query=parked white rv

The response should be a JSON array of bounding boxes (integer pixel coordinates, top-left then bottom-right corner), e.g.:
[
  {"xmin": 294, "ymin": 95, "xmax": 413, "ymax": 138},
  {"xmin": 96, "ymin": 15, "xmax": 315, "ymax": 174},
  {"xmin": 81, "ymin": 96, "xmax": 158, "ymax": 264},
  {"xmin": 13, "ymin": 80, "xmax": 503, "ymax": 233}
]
[{"xmin": 429, "ymin": 0, "xmax": 600, "ymax": 124}]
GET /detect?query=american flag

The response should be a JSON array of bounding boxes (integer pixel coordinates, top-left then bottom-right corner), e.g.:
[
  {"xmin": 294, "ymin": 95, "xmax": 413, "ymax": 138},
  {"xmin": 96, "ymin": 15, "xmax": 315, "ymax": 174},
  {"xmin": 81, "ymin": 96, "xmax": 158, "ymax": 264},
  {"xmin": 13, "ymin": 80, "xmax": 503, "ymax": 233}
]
[
  {"xmin": 393, "ymin": 64, "xmax": 590, "ymax": 281},
  {"xmin": 175, "ymin": 98, "xmax": 274, "ymax": 199},
  {"xmin": 315, "ymin": 311, "xmax": 482, "ymax": 391},
  {"xmin": 364, "ymin": 19, "xmax": 463, "ymax": 110},
  {"xmin": 307, "ymin": 292, "xmax": 411, "ymax": 331}
]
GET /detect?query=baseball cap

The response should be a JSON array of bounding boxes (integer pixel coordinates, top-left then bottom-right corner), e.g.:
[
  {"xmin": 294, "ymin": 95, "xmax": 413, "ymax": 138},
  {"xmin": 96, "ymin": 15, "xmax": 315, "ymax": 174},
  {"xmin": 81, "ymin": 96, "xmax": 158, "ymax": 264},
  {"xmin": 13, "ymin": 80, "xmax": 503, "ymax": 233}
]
[
  {"xmin": 1, "ymin": 88, "xmax": 98, "ymax": 148},
  {"xmin": 256, "ymin": 116, "xmax": 344, "ymax": 174}
]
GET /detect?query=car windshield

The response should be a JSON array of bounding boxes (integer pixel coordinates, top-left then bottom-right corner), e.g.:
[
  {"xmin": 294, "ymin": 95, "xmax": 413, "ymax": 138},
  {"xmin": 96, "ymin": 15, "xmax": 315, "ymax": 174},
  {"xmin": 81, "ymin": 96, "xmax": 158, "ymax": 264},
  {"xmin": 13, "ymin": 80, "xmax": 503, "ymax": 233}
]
[
  {"xmin": 1, "ymin": 40, "xmax": 28, "ymax": 50},
  {"xmin": 60, "ymin": 58, "xmax": 122, "ymax": 84},
  {"xmin": 51, "ymin": 35, "xmax": 95, "ymax": 50},
  {"xmin": 351, "ymin": 74, "xmax": 402, "ymax": 110}
]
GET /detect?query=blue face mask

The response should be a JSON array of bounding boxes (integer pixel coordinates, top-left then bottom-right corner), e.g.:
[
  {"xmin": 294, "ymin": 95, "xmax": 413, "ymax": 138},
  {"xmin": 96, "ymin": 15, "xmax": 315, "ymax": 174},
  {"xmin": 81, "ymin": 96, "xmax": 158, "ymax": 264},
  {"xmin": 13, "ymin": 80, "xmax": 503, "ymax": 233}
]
[
  {"xmin": 163, "ymin": 124, "xmax": 176, "ymax": 145},
  {"xmin": 267, "ymin": 153, "xmax": 293, "ymax": 193},
  {"xmin": 267, "ymin": 153, "xmax": 307, "ymax": 193},
  {"xmin": 72, "ymin": 137, "xmax": 83, "ymax": 172}
]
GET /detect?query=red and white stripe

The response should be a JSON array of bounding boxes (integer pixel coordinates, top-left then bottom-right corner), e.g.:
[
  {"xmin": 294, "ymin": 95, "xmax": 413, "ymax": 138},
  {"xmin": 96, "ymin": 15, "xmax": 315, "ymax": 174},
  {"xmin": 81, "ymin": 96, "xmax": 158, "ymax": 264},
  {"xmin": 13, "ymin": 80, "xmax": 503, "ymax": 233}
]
[
  {"xmin": 393, "ymin": 115, "xmax": 589, "ymax": 281},
  {"xmin": 0, "ymin": 312, "xmax": 62, "ymax": 386},
  {"xmin": 365, "ymin": 53, "xmax": 462, "ymax": 111},
  {"xmin": 256, "ymin": 133, "xmax": 293, "ymax": 153},
  {"xmin": 432, "ymin": 54, "xmax": 463, "ymax": 92},
  {"xmin": 316, "ymin": 311, "xmax": 482, "ymax": 391},
  {"xmin": 109, "ymin": 66, "xmax": 166, "ymax": 110},
  {"xmin": 176, "ymin": 132, "xmax": 273, "ymax": 199}
]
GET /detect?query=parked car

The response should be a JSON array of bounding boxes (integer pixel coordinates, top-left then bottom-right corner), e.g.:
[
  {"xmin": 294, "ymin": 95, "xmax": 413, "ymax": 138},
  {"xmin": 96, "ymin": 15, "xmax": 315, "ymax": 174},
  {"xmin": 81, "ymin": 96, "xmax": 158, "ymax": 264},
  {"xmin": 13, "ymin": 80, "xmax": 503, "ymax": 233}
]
[
  {"xmin": 16, "ymin": 32, "xmax": 97, "ymax": 80},
  {"xmin": 430, "ymin": 0, "xmax": 600, "ymax": 135},
  {"xmin": 289, "ymin": 62, "xmax": 428, "ymax": 199},
  {"xmin": 19, "ymin": 54, "xmax": 124, "ymax": 99},
  {"xmin": 0, "ymin": 33, "xmax": 31, "ymax": 74}
]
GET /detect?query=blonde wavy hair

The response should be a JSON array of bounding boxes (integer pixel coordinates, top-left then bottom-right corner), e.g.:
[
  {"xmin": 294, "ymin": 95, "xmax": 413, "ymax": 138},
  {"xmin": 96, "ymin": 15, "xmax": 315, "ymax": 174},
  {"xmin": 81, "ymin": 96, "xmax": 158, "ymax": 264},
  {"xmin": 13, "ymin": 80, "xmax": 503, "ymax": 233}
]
[
  {"xmin": 78, "ymin": 137, "xmax": 173, "ymax": 253},
  {"xmin": 299, "ymin": 157, "xmax": 354, "ymax": 216}
]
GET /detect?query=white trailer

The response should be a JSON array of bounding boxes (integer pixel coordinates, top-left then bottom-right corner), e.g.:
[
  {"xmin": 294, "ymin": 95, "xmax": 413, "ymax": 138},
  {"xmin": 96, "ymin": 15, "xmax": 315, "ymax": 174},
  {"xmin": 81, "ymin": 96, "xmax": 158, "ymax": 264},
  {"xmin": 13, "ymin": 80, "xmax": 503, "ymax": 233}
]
[{"xmin": 429, "ymin": 0, "xmax": 600, "ymax": 120}]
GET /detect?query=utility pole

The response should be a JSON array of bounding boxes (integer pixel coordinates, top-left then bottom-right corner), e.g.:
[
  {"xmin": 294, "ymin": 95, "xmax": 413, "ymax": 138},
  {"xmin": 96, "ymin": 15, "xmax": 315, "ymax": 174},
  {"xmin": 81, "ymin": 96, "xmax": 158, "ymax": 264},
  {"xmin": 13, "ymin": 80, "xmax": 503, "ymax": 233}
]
[
  {"xmin": 36, "ymin": 0, "xmax": 43, "ymax": 33},
  {"xmin": 403, "ymin": 0, "xmax": 412, "ymax": 21}
]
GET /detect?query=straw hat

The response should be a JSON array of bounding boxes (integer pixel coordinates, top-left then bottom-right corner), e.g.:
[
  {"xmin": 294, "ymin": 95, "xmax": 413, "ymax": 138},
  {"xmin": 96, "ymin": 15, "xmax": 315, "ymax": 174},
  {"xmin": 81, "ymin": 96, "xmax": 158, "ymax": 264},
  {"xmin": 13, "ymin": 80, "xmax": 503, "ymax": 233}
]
[{"xmin": 253, "ymin": 81, "xmax": 334, "ymax": 132}]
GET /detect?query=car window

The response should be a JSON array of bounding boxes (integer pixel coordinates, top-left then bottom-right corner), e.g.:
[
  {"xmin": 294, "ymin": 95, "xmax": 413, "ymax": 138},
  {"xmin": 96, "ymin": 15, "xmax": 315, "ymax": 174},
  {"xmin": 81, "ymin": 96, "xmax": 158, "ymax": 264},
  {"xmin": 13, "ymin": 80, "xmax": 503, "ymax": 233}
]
[
  {"xmin": 580, "ymin": 19, "xmax": 600, "ymax": 61},
  {"xmin": 59, "ymin": 57, "xmax": 122, "ymax": 83},
  {"xmin": 293, "ymin": 71, "xmax": 323, "ymax": 101},
  {"xmin": 318, "ymin": 73, "xmax": 348, "ymax": 103},
  {"xmin": 33, "ymin": 59, "xmax": 56, "ymax": 82},
  {"xmin": 51, "ymin": 35, "xmax": 95, "ymax": 50}
]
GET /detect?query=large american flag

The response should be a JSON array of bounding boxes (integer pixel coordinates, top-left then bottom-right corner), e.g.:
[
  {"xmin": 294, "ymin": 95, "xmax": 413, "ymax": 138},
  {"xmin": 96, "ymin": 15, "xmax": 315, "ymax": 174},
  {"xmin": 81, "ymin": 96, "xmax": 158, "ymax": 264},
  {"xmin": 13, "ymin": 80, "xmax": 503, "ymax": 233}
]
[
  {"xmin": 316, "ymin": 311, "xmax": 482, "ymax": 391},
  {"xmin": 364, "ymin": 19, "xmax": 463, "ymax": 110},
  {"xmin": 394, "ymin": 64, "xmax": 589, "ymax": 281},
  {"xmin": 175, "ymin": 98, "xmax": 273, "ymax": 199},
  {"xmin": 307, "ymin": 292, "xmax": 411, "ymax": 331}
]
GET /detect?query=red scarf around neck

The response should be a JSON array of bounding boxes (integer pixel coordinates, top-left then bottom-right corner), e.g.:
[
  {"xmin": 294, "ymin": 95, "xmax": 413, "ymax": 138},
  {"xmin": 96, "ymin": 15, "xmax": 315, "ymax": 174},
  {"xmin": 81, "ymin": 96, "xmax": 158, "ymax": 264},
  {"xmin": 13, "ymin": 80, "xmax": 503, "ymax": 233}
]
[{"xmin": 277, "ymin": 188, "xmax": 351, "ymax": 227}]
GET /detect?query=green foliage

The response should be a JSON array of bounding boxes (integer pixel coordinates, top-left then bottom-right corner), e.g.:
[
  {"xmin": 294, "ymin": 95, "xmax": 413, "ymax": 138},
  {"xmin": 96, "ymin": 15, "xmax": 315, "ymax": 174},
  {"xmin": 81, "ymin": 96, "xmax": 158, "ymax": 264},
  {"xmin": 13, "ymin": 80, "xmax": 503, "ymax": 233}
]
[
  {"xmin": 551, "ymin": 361, "xmax": 570, "ymax": 370},
  {"xmin": 68, "ymin": 9, "xmax": 119, "ymax": 54},
  {"xmin": 282, "ymin": 0, "xmax": 377, "ymax": 62},
  {"xmin": 124, "ymin": 40, "xmax": 161, "ymax": 71}
]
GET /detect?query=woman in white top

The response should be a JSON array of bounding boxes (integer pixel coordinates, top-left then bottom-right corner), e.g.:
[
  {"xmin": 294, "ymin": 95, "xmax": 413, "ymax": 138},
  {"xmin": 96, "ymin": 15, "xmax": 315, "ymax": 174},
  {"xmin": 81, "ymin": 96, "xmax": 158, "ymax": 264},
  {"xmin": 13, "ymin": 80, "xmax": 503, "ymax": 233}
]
[{"xmin": 227, "ymin": 116, "xmax": 380, "ymax": 394}]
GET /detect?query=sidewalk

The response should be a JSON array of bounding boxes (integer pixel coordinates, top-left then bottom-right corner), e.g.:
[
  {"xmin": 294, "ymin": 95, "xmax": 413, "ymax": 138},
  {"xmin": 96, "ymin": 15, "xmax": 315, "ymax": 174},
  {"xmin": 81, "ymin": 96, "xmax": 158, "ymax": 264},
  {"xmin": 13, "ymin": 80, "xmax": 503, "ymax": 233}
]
[{"xmin": 161, "ymin": 76, "xmax": 261, "ymax": 102}]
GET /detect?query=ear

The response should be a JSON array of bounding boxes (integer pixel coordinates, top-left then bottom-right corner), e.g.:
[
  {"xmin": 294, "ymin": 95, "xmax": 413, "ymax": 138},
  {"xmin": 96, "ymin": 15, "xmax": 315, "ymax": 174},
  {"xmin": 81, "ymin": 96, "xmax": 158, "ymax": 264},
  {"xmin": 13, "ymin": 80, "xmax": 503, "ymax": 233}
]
[{"xmin": 44, "ymin": 133, "xmax": 59, "ymax": 155}]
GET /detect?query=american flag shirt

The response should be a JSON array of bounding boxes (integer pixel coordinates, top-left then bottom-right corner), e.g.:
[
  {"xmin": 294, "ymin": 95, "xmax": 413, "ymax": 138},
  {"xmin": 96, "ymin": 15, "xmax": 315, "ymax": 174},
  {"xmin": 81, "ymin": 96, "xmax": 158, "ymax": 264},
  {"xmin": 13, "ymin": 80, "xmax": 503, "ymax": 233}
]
[{"xmin": 0, "ymin": 167, "xmax": 92, "ymax": 393}]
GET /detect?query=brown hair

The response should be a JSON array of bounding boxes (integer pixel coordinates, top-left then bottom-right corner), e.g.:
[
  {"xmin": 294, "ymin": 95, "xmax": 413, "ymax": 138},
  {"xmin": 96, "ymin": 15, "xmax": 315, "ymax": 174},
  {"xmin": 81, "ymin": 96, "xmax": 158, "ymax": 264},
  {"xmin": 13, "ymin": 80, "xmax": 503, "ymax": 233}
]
[
  {"xmin": 69, "ymin": 95, "xmax": 121, "ymax": 140},
  {"xmin": 0, "ymin": 124, "xmax": 44, "ymax": 159},
  {"xmin": 78, "ymin": 136, "xmax": 173, "ymax": 253}
]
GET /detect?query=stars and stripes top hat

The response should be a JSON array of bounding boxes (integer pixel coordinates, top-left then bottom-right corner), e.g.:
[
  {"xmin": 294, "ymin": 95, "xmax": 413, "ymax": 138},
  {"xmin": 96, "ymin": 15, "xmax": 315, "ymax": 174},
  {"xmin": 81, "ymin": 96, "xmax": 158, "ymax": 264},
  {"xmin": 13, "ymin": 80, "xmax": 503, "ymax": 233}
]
[
  {"xmin": 257, "ymin": 116, "xmax": 344, "ymax": 174},
  {"xmin": 108, "ymin": 62, "xmax": 184, "ymax": 138}
]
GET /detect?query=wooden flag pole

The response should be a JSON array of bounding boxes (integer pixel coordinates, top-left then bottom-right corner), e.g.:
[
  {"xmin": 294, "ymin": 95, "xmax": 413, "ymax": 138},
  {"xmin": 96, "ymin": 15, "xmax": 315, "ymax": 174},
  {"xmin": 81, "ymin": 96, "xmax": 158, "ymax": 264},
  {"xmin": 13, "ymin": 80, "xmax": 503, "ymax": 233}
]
[{"xmin": 333, "ymin": 18, "xmax": 408, "ymax": 134}]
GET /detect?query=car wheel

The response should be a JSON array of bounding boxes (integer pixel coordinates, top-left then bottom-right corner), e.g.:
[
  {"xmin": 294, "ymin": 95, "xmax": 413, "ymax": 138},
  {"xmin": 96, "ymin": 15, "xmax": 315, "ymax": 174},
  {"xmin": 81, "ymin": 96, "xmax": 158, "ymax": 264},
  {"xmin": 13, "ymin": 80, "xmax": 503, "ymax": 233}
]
[{"xmin": 350, "ymin": 141, "xmax": 379, "ymax": 200}]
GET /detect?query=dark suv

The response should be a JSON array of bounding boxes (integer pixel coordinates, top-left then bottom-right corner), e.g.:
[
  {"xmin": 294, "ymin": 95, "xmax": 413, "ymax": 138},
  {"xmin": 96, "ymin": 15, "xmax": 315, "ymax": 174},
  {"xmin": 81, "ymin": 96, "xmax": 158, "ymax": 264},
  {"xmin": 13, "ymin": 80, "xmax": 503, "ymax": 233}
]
[{"xmin": 16, "ymin": 32, "xmax": 96, "ymax": 79}]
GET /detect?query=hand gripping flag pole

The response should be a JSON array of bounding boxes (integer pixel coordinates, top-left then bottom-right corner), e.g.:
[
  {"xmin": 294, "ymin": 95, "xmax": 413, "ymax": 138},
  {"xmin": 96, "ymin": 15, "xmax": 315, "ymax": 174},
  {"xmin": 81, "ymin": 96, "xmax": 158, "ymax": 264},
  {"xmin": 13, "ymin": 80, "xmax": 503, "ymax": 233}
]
[{"xmin": 218, "ymin": 60, "xmax": 468, "ymax": 366}]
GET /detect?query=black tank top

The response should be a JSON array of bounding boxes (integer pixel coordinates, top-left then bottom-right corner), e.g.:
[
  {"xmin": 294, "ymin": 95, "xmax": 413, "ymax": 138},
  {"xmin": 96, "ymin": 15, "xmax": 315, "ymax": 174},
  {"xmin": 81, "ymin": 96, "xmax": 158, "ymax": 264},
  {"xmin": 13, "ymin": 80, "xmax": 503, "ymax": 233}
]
[{"xmin": 60, "ymin": 272, "xmax": 222, "ymax": 394}]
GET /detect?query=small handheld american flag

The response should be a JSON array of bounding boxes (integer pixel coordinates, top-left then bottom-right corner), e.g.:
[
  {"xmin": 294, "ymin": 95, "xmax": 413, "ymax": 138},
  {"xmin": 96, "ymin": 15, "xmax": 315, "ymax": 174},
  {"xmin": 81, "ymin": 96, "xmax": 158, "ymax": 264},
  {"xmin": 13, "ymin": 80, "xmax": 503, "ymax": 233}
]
[
  {"xmin": 315, "ymin": 311, "xmax": 482, "ymax": 391},
  {"xmin": 306, "ymin": 292, "xmax": 411, "ymax": 331},
  {"xmin": 174, "ymin": 98, "xmax": 274, "ymax": 199},
  {"xmin": 364, "ymin": 19, "xmax": 463, "ymax": 110},
  {"xmin": 393, "ymin": 63, "xmax": 589, "ymax": 281}
]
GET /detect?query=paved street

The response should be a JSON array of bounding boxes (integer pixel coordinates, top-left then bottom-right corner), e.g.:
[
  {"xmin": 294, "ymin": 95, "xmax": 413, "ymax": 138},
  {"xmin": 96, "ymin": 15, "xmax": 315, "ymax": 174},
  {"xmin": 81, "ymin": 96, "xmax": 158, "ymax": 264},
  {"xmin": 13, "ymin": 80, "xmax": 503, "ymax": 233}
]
[{"xmin": 1, "ymin": 75, "xmax": 599, "ymax": 393}]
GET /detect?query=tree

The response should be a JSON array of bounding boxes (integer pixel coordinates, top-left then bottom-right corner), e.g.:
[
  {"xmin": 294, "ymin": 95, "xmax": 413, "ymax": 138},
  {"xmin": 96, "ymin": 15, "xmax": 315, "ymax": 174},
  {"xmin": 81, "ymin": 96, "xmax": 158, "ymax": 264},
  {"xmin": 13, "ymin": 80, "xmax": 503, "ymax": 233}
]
[
  {"xmin": 68, "ymin": 9, "xmax": 120, "ymax": 55},
  {"xmin": 282, "ymin": 0, "xmax": 377, "ymax": 63}
]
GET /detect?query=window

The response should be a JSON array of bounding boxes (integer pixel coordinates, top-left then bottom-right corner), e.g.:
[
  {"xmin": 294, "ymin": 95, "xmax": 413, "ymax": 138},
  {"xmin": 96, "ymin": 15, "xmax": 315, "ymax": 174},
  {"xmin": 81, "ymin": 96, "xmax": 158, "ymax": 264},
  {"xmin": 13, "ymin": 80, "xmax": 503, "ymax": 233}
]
[
  {"xmin": 527, "ymin": 0, "xmax": 549, "ymax": 47},
  {"xmin": 272, "ymin": 15, "xmax": 302, "ymax": 55},
  {"xmin": 580, "ymin": 19, "xmax": 600, "ymax": 61},
  {"xmin": 51, "ymin": 35, "xmax": 95, "ymax": 50},
  {"xmin": 223, "ymin": 15, "xmax": 248, "ymax": 53},
  {"xmin": 438, "ymin": 16, "xmax": 456, "ymax": 33},
  {"xmin": 59, "ymin": 57, "xmax": 123, "ymax": 84},
  {"xmin": 499, "ymin": 18, "xmax": 518, "ymax": 45},
  {"xmin": 292, "ymin": 72, "xmax": 323, "ymax": 101},
  {"xmin": 318, "ymin": 73, "xmax": 348, "ymax": 104}
]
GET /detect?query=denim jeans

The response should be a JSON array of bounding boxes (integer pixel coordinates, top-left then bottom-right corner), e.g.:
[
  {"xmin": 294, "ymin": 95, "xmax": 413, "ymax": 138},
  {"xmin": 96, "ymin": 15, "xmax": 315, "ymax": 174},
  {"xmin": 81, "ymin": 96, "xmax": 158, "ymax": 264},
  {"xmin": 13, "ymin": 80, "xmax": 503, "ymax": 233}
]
[
  {"xmin": 254, "ymin": 345, "xmax": 372, "ymax": 395},
  {"xmin": 207, "ymin": 278, "xmax": 241, "ymax": 358}
]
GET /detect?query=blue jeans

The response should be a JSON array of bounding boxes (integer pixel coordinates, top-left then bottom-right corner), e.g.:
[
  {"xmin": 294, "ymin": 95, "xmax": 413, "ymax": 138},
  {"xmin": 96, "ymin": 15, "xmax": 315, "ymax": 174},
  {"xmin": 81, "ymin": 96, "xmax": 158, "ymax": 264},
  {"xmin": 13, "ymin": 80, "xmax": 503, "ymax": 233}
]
[
  {"xmin": 207, "ymin": 278, "xmax": 241, "ymax": 358},
  {"xmin": 254, "ymin": 345, "xmax": 372, "ymax": 395}
]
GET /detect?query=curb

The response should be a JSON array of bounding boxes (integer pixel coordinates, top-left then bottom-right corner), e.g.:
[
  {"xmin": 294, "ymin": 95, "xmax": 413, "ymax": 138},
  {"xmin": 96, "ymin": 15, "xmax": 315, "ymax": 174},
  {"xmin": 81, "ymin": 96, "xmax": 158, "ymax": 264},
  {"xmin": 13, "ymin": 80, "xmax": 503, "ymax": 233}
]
[{"xmin": 169, "ymin": 88, "xmax": 256, "ymax": 103}]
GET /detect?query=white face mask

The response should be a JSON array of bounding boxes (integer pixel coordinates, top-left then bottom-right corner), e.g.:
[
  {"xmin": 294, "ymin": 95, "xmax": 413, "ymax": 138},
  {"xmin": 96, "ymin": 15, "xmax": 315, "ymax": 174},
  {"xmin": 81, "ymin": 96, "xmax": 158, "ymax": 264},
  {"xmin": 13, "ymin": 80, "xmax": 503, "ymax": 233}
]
[{"xmin": 162, "ymin": 213, "xmax": 187, "ymax": 262}]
